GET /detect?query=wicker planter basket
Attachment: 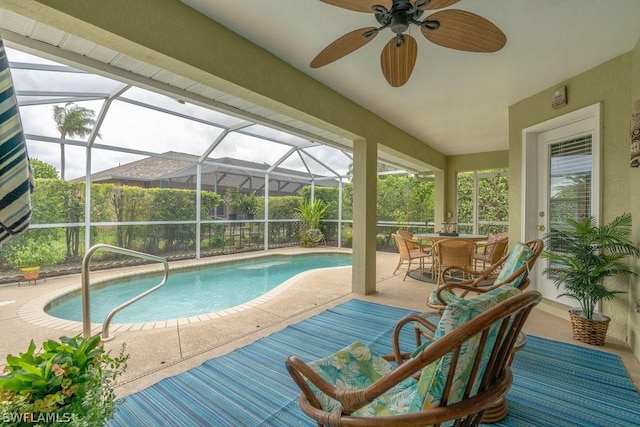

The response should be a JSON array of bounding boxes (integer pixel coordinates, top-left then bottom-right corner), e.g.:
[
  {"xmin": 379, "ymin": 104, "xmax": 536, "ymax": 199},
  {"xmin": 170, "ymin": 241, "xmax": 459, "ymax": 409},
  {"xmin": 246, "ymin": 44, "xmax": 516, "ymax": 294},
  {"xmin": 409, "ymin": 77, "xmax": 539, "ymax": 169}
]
[{"xmin": 569, "ymin": 309, "xmax": 610, "ymax": 346}]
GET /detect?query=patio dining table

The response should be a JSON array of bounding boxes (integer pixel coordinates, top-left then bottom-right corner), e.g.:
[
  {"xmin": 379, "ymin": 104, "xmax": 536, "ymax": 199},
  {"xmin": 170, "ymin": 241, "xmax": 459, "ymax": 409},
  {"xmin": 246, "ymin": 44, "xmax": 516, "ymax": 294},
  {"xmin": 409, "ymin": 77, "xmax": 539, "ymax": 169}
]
[{"xmin": 413, "ymin": 233, "xmax": 488, "ymax": 243}]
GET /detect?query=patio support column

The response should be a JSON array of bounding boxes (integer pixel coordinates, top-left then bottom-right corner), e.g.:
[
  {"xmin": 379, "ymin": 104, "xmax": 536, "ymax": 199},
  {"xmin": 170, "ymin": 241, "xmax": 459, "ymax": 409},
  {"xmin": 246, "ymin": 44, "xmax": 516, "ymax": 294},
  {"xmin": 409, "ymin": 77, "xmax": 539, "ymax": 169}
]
[
  {"xmin": 338, "ymin": 179, "xmax": 343, "ymax": 248},
  {"xmin": 264, "ymin": 172, "xmax": 269, "ymax": 251},
  {"xmin": 352, "ymin": 138, "xmax": 376, "ymax": 294},
  {"xmin": 434, "ymin": 170, "xmax": 446, "ymax": 231},
  {"xmin": 196, "ymin": 163, "xmax": 201, "ymax": 260}
]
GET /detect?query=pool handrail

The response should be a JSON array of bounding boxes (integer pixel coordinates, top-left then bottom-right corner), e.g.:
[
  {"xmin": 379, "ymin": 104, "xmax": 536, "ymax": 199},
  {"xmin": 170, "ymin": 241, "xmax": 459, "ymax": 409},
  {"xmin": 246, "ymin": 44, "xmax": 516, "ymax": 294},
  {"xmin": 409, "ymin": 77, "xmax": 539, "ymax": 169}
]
[{"xmin": 82, "ymin": 244, "xmax": 169, "ymax": 341}]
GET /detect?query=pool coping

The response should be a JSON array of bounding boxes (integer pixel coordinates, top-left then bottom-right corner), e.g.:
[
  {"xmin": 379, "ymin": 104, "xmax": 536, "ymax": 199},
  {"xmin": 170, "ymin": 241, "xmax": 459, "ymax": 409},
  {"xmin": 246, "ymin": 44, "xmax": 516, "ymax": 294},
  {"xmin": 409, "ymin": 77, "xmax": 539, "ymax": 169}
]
[{"xmin": 18, "ymin": 249, "xmax": 352, "ymax": 335}]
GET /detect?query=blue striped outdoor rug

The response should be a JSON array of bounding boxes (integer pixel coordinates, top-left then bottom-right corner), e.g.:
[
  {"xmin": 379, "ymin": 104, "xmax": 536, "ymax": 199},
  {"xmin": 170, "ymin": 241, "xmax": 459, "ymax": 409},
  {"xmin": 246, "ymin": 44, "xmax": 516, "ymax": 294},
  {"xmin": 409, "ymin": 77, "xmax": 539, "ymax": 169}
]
[{"xmin": 109, "ymin": 299, "xmax": 640, "ymax": 427}]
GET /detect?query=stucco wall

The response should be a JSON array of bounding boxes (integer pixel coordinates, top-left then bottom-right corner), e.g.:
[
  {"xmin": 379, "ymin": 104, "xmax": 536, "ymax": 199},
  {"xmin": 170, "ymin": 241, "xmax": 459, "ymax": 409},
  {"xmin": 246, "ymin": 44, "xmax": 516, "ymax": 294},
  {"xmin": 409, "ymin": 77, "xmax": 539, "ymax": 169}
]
[
  {"xmin": 509, "ymin": 52, "xmax": 636, "ymax": 345},
  {"xmin": 628, "ymin": 39, "xmax": 640, "ymax": 357}
]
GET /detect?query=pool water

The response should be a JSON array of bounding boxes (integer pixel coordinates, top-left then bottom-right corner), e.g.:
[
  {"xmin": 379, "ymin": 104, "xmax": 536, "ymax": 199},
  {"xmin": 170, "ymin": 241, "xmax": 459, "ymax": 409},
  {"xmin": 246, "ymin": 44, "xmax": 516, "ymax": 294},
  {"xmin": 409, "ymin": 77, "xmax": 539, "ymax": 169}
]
[{"xmin": 46, "ymin": 253, "xmax": 351, "ymax": 323}]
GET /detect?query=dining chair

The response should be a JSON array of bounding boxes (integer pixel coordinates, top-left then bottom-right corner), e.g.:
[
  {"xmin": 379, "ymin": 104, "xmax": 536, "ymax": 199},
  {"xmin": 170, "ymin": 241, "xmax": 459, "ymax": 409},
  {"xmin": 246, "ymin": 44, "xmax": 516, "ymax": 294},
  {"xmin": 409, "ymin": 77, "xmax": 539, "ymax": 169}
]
[
  {"xmin": 392, "ymin": 233, "xmax": 431, "ymax": 280},
  {"xmin": 473, "ymin": 234, "xmax": 509, "ymax": 271},
  {"xmin": 396, "ymin": 229, "xmax": 432, "ymax": 255},
  {"xmin": 432, "ymin": 238, "xmax": 476, "ymax": 285}
]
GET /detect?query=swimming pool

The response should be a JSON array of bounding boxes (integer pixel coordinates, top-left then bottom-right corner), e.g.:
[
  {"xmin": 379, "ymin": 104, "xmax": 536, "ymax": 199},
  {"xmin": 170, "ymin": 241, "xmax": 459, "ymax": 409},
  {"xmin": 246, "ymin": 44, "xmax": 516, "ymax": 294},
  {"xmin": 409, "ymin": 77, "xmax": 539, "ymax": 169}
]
[{"xmin": 46, "ymin": 253, "xmax": 351, "ymax": 324}]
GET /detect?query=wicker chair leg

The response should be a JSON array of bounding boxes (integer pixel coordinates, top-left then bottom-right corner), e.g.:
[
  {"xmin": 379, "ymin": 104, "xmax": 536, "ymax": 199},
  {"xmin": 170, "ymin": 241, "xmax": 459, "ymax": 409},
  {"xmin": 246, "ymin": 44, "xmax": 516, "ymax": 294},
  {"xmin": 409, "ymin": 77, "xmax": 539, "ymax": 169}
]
[
  {"xmin": 403, "ymin": 260, "xmax": 412, "ymax": 280},
  {"xmin": 393, "ymin": 259, "xmax": 403, "ymax": 275}
]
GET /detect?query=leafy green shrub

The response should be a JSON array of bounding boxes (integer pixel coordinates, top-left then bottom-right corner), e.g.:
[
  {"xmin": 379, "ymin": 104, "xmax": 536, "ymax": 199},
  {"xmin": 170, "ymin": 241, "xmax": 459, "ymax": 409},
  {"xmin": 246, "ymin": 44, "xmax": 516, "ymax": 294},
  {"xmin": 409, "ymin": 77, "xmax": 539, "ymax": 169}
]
[
  {"xmin": 0, "ymin": 335, "xmax": 128, "ymax": 426},
  {"xmin": 4, "ymin": 236, "xmax": 63, "ymax": 269}
]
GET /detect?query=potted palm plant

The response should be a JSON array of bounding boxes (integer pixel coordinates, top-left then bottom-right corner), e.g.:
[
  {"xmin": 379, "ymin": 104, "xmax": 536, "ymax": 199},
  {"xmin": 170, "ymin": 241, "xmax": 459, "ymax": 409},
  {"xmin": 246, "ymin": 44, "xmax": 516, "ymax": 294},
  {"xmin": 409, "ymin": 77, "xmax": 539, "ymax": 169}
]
[
  {"xmin": 295, "ymin": 199, "xmax": 328, "ymax": 247},
  {"xmin": 542, "ymin": 212, "xmax": 640, "ymax": 345}
]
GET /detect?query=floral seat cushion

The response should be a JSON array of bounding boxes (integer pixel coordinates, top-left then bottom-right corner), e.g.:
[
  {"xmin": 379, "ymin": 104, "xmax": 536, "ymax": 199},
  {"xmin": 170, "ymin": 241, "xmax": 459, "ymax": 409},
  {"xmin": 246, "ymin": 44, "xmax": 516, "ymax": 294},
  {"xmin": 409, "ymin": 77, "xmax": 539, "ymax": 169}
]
[{"xmin": 306, "ymin": 341, "xmax": 418, "ymax": 416}]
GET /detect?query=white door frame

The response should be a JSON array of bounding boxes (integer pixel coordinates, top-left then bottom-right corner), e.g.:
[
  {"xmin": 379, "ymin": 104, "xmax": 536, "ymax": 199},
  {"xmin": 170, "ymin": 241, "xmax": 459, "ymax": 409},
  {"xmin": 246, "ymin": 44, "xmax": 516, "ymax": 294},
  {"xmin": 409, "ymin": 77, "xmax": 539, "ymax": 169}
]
[{"xmin": 521, "ymin": 103, "xmax": 601, "ymax": 298}]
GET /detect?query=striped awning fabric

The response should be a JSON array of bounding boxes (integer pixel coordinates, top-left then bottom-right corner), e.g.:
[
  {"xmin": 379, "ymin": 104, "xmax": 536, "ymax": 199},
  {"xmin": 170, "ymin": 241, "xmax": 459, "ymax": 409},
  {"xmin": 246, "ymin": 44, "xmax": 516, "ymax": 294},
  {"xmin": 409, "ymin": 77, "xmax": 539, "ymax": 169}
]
[{"xmin": 0, "ymin": 33, "xmax": 34, "ymax": 245}]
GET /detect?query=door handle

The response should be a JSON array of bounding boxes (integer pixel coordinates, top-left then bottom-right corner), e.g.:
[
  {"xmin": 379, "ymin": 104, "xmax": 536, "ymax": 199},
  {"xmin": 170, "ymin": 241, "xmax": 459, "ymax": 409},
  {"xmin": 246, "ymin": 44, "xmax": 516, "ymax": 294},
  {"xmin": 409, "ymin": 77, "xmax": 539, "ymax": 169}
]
[{"xmin": 536, "ymin": 225, "xmax": 546, "ymax": 232}]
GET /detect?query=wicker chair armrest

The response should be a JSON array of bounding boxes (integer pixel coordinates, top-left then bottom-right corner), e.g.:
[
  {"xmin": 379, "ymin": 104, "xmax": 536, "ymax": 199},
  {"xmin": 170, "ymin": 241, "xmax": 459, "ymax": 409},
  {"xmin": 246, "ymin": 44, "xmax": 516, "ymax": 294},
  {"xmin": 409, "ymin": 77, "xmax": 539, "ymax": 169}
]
[
  {"xmin": 441, "ymin": 252, "xmax": 509, "ymax": 290},
  {"xmin": 286, "ymin": 355, "xmax": 345, "ymax": 410},
  {"xmin": 474, "ymin": 240, "xmax": 490, "ymax": 254},
  {"xmin": 430, "ymin": 282, "xmax": 489, "ymax": 308},
  {"xmin": 440, "ymin": 265, "xmax": 480, "ymax": 283},
  {"xmin": 389, "ymin": 314, "xmax": 437, "ymax": 366}
]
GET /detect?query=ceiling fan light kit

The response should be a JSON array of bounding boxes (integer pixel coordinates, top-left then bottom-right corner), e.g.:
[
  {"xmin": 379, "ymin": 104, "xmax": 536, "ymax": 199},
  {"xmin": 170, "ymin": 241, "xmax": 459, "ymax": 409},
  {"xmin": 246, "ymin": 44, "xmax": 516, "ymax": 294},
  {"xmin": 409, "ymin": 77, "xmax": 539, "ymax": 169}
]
[{"xmin": 312, "ymin": 0, "xmax": 507, "ymax": 87}]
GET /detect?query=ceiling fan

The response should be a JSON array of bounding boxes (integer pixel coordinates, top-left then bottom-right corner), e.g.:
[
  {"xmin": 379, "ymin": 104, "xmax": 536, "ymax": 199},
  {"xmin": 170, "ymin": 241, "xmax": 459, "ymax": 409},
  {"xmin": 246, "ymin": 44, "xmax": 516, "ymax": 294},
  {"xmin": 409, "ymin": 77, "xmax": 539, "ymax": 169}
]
[{"xmin": 310, "ymin": 0, "xmax": 507, "ymax": 87}]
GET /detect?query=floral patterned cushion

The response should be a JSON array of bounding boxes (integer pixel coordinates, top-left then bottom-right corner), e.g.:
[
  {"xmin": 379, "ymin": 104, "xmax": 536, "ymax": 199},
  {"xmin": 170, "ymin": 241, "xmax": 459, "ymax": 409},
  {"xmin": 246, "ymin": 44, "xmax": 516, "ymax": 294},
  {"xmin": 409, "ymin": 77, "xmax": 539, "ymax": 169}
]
[
  {"xmin": 494, "ymin": 242, "xmax": 535, "ymax": 288},
  {"xmin": 305, "ymin": 341, "xmax": 418, "ymax": 415},
  {"xmin": 411, "ymin": 285, "xmax": 521, "ymax": 411}
]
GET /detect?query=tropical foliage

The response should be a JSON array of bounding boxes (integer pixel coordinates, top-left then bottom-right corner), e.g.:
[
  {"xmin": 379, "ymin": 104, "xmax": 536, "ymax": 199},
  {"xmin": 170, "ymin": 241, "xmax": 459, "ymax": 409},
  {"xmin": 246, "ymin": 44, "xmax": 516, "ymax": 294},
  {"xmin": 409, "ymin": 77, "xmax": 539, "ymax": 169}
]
[
  {"xmin": 224, "ymin": 188, "xmax": 258, "ymax": 215},
  {"xmin": 0, "ymin": 163, "xmax": 507, "ymax": 275},
  {"xmin": 0, "ymin": 180, "xmax": 222, "ymax": 267},
  {"xmin": 376, "ymin": 174, "xmax": 434, "ymax": 225},
  {"xmin": 52, "ymin": 102, "xmax": 98, "ymax": 180},
  {"xmin": 30, "ymin": 158, "xmax": 59, "ymax": 179},
  {"xmin": 296, "ymin": 198, "xmax": 329, "ymax": 247},
  {"xmin": 0, "ymin": 335, "xmax": 128, "ymax": 426},
  {"xmin": 457, "ymin": 170, "xmax": 508, "ymax": 234},
  {"xmin": 296, "ymin": 199, "xmax": 328, "ymax": 230},
  {"xmin": 542, "ymin": 213, "xmax": 640, "ymax": 319}
]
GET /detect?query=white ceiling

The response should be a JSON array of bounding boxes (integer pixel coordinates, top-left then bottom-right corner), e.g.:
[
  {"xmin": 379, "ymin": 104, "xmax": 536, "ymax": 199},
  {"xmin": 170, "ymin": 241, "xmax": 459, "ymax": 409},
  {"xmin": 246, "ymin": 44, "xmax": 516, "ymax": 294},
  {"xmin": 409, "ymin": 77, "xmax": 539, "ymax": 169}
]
[{"xmin": 181, "ymin": 0, "xmax": 640, "ymax": 156}]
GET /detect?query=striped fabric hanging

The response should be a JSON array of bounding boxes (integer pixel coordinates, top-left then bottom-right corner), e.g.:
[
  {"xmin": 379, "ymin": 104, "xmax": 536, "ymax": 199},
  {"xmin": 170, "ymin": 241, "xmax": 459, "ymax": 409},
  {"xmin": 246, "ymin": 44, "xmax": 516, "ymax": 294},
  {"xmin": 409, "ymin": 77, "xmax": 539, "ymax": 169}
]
[{"xmin": 0, "ymin": 33, "xmax": 34, "ymax": 245}]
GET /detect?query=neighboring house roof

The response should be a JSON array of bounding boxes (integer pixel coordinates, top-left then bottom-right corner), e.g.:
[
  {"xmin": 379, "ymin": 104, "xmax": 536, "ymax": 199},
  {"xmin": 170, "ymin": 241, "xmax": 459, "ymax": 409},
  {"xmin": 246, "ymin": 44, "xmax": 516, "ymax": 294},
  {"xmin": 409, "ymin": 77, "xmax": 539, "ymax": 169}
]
[
  {"xmin": 87, "ymin": 151, "xmax": 197, "ymax": 183},
  {"xmin": 83, "ymin": 152, "xmax": 338, "ymax": 191}
]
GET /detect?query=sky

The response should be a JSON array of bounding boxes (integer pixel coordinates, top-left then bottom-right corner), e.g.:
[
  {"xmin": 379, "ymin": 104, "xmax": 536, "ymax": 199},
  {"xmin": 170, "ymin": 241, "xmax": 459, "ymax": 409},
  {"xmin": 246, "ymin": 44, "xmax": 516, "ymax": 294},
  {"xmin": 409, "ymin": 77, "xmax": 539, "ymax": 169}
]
[{"xmin": 6, "ymin": 46, "xmax": 354, "ymax": 181}]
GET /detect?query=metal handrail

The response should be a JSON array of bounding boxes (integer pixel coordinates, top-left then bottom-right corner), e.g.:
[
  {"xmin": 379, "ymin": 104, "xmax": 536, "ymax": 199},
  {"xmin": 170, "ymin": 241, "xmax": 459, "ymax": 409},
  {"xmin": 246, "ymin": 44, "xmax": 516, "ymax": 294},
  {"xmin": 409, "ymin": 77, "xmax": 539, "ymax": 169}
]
[{"xmin": 81, "ymin": 244, "xmax": 169, "ymax": 341}]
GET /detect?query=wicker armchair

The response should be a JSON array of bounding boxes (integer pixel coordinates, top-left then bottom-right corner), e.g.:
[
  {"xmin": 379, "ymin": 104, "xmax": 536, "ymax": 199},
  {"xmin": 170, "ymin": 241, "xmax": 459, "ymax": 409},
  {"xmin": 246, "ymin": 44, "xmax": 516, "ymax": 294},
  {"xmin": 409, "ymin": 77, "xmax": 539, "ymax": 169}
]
[
  {"xmin": 286, "ymin": 289, "xmax": 542, "ymax": 427},
  {"xmin": 391, "ymin": 233, "xmax": 431, "ymax": 280}
]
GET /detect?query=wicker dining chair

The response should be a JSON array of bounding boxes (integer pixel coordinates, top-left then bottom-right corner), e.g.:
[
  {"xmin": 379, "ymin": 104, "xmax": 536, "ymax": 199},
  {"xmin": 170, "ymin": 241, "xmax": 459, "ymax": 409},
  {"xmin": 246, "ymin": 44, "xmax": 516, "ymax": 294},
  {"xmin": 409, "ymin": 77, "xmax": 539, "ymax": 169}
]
[
  {"xmin": 397, "ymin": 229, "xmax": 432, "ymax": 254},
  {"xmin": 432, "ymin": 238, "xmax": 476, "ymax": 285},
  {"xmin": 285, "ymin": 289, "xmax": 542, "ymax": 427},
  {"xmin": 473, "ymin": 234, "xmax": 509, "ymax": 271},
  {"xmin": 391, "ymin": 233, "xmax": 431, "ymax": 280},
  {"xmin": 396, "ymin": 229, "xmax": 417, "ymax": 250}
]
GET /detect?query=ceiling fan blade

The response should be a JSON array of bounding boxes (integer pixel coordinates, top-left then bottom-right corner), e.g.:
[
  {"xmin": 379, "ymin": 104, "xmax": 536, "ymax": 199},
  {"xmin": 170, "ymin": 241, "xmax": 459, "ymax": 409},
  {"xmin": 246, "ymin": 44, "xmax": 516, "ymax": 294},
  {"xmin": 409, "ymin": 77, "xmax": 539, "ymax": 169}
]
[
  {"xmin": 421, "ymin": 9, "xmax": 506, "ymax": 52},
  {"xmin": 419, "ymin": 0, "xmax": 460, "ymax": 10},
  {"xmin": 320, "ymin": 0, "xmax": 392, "ymax": 13},
  {"xmin": 310, "ymin": 27, "xmax": 378, "ymax": 68},
  {"xmin": 380, "ymin": 34, "xmax": 418, "ymax": 87}
]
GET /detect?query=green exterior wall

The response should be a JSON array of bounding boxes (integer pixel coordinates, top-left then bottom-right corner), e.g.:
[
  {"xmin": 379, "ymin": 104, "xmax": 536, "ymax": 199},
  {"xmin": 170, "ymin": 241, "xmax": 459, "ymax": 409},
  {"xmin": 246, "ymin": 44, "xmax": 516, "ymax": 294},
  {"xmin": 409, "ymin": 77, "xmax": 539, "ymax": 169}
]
[
  {"xmin": 509, "ymin": 48, "xmax": 639, "ymax": 354},
  {"xmin": 629, "ymin": 39, "xmax": 640, "ymax": 357}
]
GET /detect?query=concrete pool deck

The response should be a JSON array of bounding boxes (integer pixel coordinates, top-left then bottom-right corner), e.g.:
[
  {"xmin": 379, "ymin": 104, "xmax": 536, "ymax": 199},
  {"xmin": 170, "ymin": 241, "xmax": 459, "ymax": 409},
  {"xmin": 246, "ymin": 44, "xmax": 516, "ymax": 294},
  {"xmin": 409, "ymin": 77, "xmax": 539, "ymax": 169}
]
[{"xmin": 1, "ymin": 247, "xmax": 639, "ymax": 398}]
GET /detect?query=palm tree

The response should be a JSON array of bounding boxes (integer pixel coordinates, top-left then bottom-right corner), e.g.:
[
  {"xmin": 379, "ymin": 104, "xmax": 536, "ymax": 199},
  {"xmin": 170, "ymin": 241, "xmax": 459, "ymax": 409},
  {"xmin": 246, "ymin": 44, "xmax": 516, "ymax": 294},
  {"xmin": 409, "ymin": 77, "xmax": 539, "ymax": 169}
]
[{"xmin": 52, "ymin": 102, "xmax": 98, "ymax": 180}]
